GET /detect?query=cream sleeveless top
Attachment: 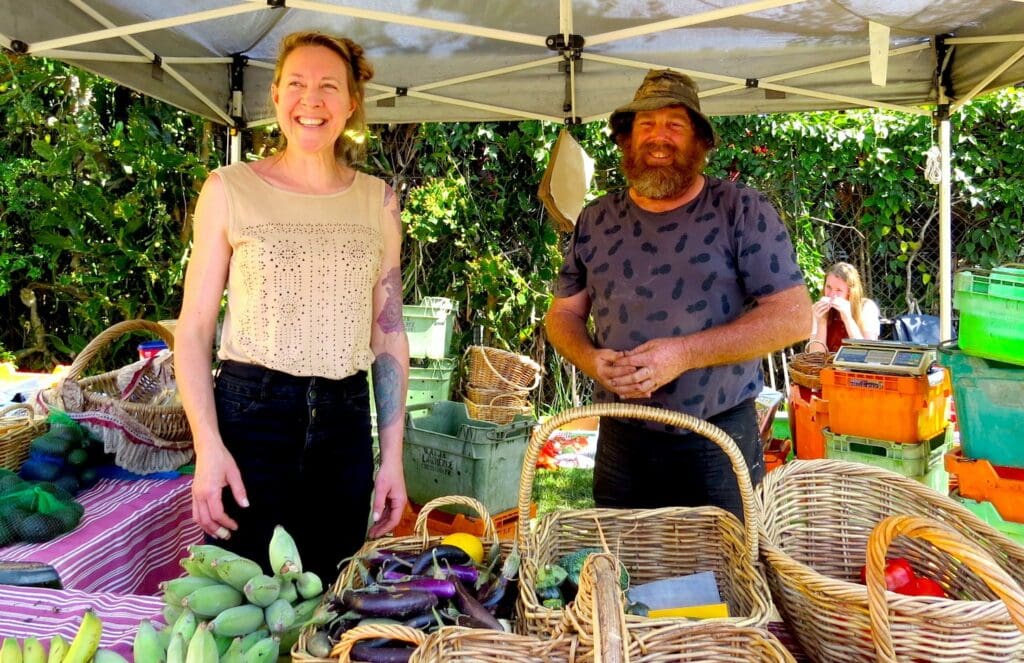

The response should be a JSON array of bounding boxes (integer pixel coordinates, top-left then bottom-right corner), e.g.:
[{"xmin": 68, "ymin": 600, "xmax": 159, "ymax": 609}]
[{"xmin": 214, "ymin": 162, "xmax": 385, "ymax": 379}]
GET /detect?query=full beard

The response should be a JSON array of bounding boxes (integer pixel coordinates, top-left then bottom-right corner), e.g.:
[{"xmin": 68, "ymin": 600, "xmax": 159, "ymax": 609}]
[{"xmin": 621, "ymin": 140, "xmax": 708, "ymax": 200}]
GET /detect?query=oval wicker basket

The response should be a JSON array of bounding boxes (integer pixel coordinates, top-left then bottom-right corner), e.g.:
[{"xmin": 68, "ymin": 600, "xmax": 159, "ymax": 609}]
[
  {"xmin": 760, "ymin": 458, "xmax": 1024, "ymax": 662},
  {"xmin": 465, "ymin": 346, "xmax": 542, "ymax": 392},
  {"xmin": 787, "ymin": 351, "xmax": 833, "ymax": 391},
  {"xmin": 465, "ymin": 385, "xmax": 530, "ymax": 407},
  {"xmin": 0, "ymin": 403, "xmax": 47, "ymax": 472},
  {"xmin": 463, "ymin": 394, "xmax": 533, "ymax": 425},
  {"xmin": 515, "ymin": 403, "xmax": 773, "ymax": 639}
]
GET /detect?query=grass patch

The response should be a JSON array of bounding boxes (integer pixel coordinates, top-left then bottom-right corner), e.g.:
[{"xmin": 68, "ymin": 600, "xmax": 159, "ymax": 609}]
[{"xmin": 532, "ymin": 468, "xmax": 595, "ymax": 516}]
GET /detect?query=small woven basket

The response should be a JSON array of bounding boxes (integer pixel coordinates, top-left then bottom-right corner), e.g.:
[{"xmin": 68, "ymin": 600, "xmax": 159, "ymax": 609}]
[
  {"xmin": 866, "ymin": 515, "xmax": 1024, "ymax": 662},
  {"xmin": 329, "ymin": 624, "xmax": 427, "ymax": 662},
  {"xmin": 787, "ymin": 351, "xmax": 832, "ymax": 391},
  {"xmin": 463, "ymin": 394, "xmax": 534, "ymax": 424},
  {"xmin": 465, "ymin": 346, "xmax": 542, "ymax": 392},
  {"xmin": 563, "ymin": 553, "xmax": 796, "ymax": 663},
  {"xmin": 410, "ymin": 627, "xmax": 581, "ymax": 662},
  {"xmin": 516, "ymin": 403, "xmax": 773, "ymax": 639},
  {"xmin": 760, "ymin": 458, "xmax": 1024, "ymax": 662},
  {"xmin": 293, "ymin": 495, "xmax": 514, "ymax": 663},
  {"xmin": 465, "ymin": 385, "xmax": 530, "ymax": 406},
  {"xmin": 0, "ymin": 403, "xmax": 47, "ymax": 472}
]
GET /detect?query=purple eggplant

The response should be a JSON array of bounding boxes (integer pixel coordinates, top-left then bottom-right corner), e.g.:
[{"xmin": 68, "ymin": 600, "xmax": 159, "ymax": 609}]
[
  {"xmin": 478, "ymin": 544, "xmax": 520, "ymax": 610},
  {"xmin": 341, "ymin": 588, "xmax": 439, "ymax": 618},
  {"xmin": 452, "ymin": 580, "xmax": 503, "ymax": 630},
  {"xmin": 350, "ymin": 643, "xmax": 415, "ymax": 663},
  {"xmin": 379, "ymin": 578, "xmax": 456, "ymax": 599},
  {"xmin": 409, "ymin": 545, "xmax": 470, "ymax": 575}
]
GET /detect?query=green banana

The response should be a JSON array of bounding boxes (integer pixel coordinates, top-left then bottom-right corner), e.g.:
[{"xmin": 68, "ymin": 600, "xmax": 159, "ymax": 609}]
[
  {"xmin": 268, "ymin": 526, "xmax": 302, "ymax": 579},
  {"xmin": 178, "ymin": 557, "xmax": 218, "ymax": 580},
  {"xmin": 169, "ymin": 608, "xmax": 198, "ymax": 647},
  {"xmin": 161, "ymin": 575, "xmax": 221, "ymax": 605},
  {"xmin": 185, "ymin": 624, "xmax": 218, "ymax": 663},
  {"xmin": 210, "ymin": 604, "xmax": 265, "ymax": 638},
  {"xmin": 242, "ymin": 574, "xmax": 281, "ymax": 608},
  {"xmin": 294, "ymin": 571, "xmax": 323, "ymax": 599},
  {"xmin": 133, "ymin": 620, "xmax": 166, "ymax": 663},
  {"xmin": 213, "ymin": 633, "xmax": 233, "ymax": 657},
  {"xmin": 93, "ymin": 649, "xmax": 130, "ymax": 663},
  {"xmin": 62, "ymin": 610, "xmax": 103, "ymax": 663},
  {"xmin": 186, "ymin": 543, "xmax": 234, "ymax": 565},
  {"xmin": 276, "ymin": 625, "xmax": 302, "ymax": 656},
  {"xmin": 182, "ymin": 583, "xmax": 244, "ymax": 617},
  {"xmin": 165, "ymin": 633, "xmax": 185, "ymax": 663},
  {"xmin": 240, "ymin": 637, "xmax": 278, "ymax": 663},
  {"xmin": 21, "ymin": 638, "xmax": 44, "ymax": 663},
  {"xmin": 291, "ymin": 596, "xmax": 321, "ymax": 626},
  {"xmin": 219, "ymin": 638, "xmax": 245, "ymax": 663},
  {"xmin": 275, "ymin": 577, "xmax": 297, "ymax": 604},
  {"xmin": 213, "ymin": 556, "xmax": 264, "ymax": 592},
  {"xmin": 237, "ymin": 629, "xmax": 269, "ymax": 654},
  {"xmin": 45, "ymin": 635, "xmax": 67, "ymax": 663},
  {"xmin": 262, "ymin": 598, "xmax": 295, "ymax": 635},
  {"xmin": 1, "ymin": 638, "xmax": 22, "ymax": 663}
]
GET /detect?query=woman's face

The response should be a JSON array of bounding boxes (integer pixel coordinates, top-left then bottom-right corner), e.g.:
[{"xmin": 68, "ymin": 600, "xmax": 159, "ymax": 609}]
[
  {"xmin": 272, "ymin": 45, "xmax": 354, "ymax": 156},
  {"xmin": 824, "ymin": 273, "xmax": 851, "ymax": 300}
]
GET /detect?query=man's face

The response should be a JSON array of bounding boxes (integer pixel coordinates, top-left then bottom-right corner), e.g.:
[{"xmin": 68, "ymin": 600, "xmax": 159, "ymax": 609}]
[{"xmin": 621, "ymin": 106, "xmax": 709, "ymax": 200}]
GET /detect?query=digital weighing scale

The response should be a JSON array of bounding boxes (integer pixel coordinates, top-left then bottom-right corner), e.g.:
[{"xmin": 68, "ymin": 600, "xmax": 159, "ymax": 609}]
[{"xmin": 832, "ymin": 339, "xmax": 937, "ymax": 376}]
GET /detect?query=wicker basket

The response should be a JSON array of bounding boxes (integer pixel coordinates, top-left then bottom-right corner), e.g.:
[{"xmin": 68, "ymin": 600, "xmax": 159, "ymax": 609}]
[
  {"xmin": 410, "ymin": 627, "xmax": 581, "ymax": 662},
  {"xmin": 0, "ymin": 404, "xmax": 47, "ymax": 472},
  {"xmin": 866, "ymin": 515, "xmax": 1024, "ymax": 662},
  {"xmin": 465, "ymin": 385, "xmax": 530, "ymax": 407},
  {"xmin": 787, "ymin": 351, "xmax": 832, "ymax": 391},
  {"xmin": 759, "ymin": 458, "xmax": 1024, "ymax": 662},
  {"xmin": 36, "ymin": 320, "xmax": 192, "ymax": 473},
  {"xmin": 465, "ymin": 346, "xmax": 542, "ymax": 392},
  {"xmin": 463, "ymin": 394, "xmax": 534, "ymax": 424},
  {"xmin": 293, "ymin": 495, "xmax": 514, "ymax": 663},
  {"xmin": 562, "ymin": 553, "xmax": 795, "ymax": 663},
  {"xmin": 516, "ymin": 403, "xmax": 773, "ymax": 639}
]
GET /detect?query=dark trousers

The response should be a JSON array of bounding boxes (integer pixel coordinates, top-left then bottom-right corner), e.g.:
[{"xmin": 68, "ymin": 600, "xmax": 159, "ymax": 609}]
[
  {"xmin": 211, "ymin": 360, "xmax": 374, "ymax": 584},
  {"xmin": 593, "ymin": 399, "xmax": 764, "ymax": 522}
]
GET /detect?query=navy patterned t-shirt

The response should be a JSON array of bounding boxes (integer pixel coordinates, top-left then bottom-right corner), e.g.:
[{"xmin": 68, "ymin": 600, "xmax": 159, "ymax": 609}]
[{"xmin": 554, "ymin": 177, "xmax": 805, "ymax": 422}]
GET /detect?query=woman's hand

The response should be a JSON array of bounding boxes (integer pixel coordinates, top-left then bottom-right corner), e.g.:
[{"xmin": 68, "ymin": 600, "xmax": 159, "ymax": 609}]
[
  {"xmin": 191, "ymin": 439, "xmax": 248, "ymax": 540},
  {"xmin": 812, "ymin": 296, "xmax": 832, "ymax": 321},
  {"xmin": 368, "ymin": 459, "xmax": 407, "ymax": 539},
  {"xmin": 830, "ymin": 296, "xmax": 853, "ymax": 319}
]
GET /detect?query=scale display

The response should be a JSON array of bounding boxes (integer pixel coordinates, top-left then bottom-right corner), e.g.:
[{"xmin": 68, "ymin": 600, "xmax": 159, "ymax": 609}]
[{"xmin": 832, "ymin": 339, "xmax": 937, "ymax": 376}]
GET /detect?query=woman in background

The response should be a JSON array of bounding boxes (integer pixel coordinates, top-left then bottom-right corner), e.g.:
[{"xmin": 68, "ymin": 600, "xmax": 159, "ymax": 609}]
[{"xmin": 809, "ymin": 262, "xmax": 881, "ymax": 352}]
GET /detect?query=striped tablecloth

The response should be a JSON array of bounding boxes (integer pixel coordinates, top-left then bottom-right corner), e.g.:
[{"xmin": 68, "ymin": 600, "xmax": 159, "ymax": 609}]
[
  {"xmin": 2, "ymin": 476, "xmax": 203, "ymax": 595},
  {"xmin": 0, "ymin": 584, "xmax": 163, "ymax": 656}
]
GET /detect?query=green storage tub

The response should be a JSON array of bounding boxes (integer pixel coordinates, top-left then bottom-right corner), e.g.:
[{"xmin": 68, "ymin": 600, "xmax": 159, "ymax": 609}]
[
  {"xmin": 823, "ymin": 426, "xmax": 950, "ymax": 493},
  {"xmin": 403, "ymin": 401, "xmax": 535, "ymax": 515},
  {"xmin": 953, "ymin": 269, "xmax": 1024, "ymax": 366},
  {"xmin": 938, "ymin": 342, "xmax": 1024, "ymax": 468},
  {"xmin": 403, "ymin": 297, "xmax": 456, "ymax": 360}
]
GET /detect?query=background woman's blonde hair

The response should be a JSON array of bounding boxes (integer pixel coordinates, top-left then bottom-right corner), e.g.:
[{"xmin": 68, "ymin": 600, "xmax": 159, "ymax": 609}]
[
  {"xmin": 272, "ymin": 31, "xmax": 373, "ymax": 164},
  {"xmin": 828, "ymin": 261, "xmax": 866, "ymax": 332}
]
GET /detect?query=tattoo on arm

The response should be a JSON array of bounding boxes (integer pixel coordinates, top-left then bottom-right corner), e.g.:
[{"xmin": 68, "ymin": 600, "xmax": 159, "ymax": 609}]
[
  {"xmin": 372, "ymin": 353, "xmax": 403, "ymax": 428},
  {"xmin": 376, "ymin": 267, "xmax": 405, "ymax": 333}
]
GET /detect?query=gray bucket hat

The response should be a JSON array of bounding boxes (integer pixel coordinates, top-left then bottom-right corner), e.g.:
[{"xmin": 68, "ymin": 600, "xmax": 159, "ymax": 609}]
[{"xmin": 609, "ymin": 69, "xmax": 719, "ymax": 146}]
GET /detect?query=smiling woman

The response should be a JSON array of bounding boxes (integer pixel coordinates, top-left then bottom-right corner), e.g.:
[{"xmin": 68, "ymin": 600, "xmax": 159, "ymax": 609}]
[{"xmin": 173, "ymin": 31, "xmax": 410, "ymax": 583}]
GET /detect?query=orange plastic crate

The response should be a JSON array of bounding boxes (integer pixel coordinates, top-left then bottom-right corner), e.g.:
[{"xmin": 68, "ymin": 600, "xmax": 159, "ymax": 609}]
[
  {"xmin": 764, "ymin": 437, "xmax": 792, "ymax": 473},
  {"xmin": 820, "ymin": 367, "xmax": 950, "ymax": 443},
  {"xmin": 944, "ymin": 448, "xmax": 1024, "ymax": 524},
  {"xmin": 788, "ymin": 383, "xmax": 829, "ymax": 460},
  {"xmin": 392, "ymin": 500, "xmax": 535, "ymax": 540}
]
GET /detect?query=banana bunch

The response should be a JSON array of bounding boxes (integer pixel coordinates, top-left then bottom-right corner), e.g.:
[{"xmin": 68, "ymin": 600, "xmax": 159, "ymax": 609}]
[
  {"xmin": 134, "ymin": 525, "xmax": 333, "ymax": 663},
  {"xmin": 1, "ymin": 610, "xmax": 125, "ymax": 663}
]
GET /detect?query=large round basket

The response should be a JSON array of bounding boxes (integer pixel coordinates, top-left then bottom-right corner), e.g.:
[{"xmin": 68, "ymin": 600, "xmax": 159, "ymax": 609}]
[
  {"xmin": 516, "ymin": 403, "xmax": 773, "ymax": 639},
  {"xmin": 787, "ymin": 351, "xmax": 832, "ymax": 391},
  {"xmin": 465, "ymin": 346, "xmax": 542, "ymax": 392},
  {"xmin": 759, "ymin": 458, "xmax": 1024, "ymax": 661},
  {"xmin": 463, "ymin": 393, "xmax": 534, "ymax": 425},
  {"xmin": 0, "ymin": 404, "xmax": 47, "ymax": 472}
]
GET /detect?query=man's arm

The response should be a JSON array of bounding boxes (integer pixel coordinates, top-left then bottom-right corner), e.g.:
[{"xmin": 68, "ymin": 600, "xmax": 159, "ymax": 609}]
[
  {"xmin": 545, "ymin": 291, "xmax": 634, "ymax": 394},
  {"xmin": 611, "ymin": 285, "xmax": 812, "ymax": 397}
]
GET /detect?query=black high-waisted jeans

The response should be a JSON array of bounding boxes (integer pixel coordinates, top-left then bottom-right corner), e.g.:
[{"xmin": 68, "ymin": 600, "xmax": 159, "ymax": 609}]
[
  {"xmin": 592, "ymin": 399, "xmax": 764, "ymax": 523},
  {"xmin": 211, "ymin": 360, "xmax": 374, "ymax": 583}
]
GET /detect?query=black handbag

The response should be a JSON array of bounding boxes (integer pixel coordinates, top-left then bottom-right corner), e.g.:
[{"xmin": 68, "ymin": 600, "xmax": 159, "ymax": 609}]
[{"xmin": 891, "ymin": 305, "xmax": 942, "ymax": 346}]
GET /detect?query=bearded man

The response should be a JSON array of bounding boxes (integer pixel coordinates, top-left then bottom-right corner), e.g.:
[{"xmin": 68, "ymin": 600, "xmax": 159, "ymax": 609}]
[{"xmin": 545, "ymin": 69, "xmax": 811, "ymax": 518}]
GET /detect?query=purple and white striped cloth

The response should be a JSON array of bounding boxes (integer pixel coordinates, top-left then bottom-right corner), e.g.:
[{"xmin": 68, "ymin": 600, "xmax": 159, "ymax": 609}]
[
  {"xmin": 2, "ymin": 476, "xmax": 203, "ymax": 595},
  {"xmin": 0, "ymin": 584, "xmax": 164, "ymax": 656}
]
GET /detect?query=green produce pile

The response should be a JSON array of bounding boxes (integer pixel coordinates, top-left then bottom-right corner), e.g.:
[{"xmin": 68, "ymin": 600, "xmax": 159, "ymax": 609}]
[
  {"xmin": 0, "ymin": 469, "xmax": 83, "ymax": 546},
  {"xmin": 133, "ymin": 525, "xmax": 332, "ymax": 663},
  {"xmin": 533, "ymin": 547, "xmax": 629, "ymax": 609},
  {"xmin": 19, "ymin": 413, "xmax": 105, "ymax": 496}
]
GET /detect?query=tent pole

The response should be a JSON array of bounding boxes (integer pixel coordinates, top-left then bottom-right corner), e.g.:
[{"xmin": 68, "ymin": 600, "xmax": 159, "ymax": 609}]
[
  {"xmin": 228, "ymin": 127, "xmax": 242, "ymax": 165},
  {"xmin": 938, "ymin": 113, "xmax": 952, "ymax": 341}
]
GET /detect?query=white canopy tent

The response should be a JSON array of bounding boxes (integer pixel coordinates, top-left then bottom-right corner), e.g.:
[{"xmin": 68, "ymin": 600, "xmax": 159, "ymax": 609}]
[{"xmin": 4, "ymin": 0, "xmax": 1024, "ymax": 336}]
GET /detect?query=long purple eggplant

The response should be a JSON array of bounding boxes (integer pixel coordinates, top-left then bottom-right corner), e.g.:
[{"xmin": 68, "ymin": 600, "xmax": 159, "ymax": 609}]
[
  {"xmin": 341, "ymin": 589, "xmax": 438, "ymax": 618},
  {"xmin": 451, "ymin": 580, "xmax": 503, "ymax": 630},
  {"xmin": 378, "ymin": 578, "xmax": 456, "ymax": 599},
  {"xmin": 408, "ymin": 545, "xmax": 470, "ymax": 575},
  {"xmin": 350, "ymin": 643, "xmax": 415, "ymax": 663}
]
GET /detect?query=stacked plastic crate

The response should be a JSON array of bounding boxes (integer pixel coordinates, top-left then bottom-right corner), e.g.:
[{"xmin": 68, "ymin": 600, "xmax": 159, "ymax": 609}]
[{"xmin": 941, "ymin": 266, "xmax": 1024, "ymax": 545}]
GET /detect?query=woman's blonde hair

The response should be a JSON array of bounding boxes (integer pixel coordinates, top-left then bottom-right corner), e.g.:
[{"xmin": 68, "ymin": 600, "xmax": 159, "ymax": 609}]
[
  {"xmin": 828, "ymin": 261, "xmax": 867, "ymax": 333},
  {"xmin": 271, "ymin": 31, "xmax": 373, "ymax": 164}
]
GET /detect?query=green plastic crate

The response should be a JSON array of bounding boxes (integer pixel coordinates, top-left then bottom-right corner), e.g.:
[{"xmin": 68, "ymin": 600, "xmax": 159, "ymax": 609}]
[
  {"xmin": 404, "ymin": 297, "xmax": 456, "ymax": 360},
  {"xmin": 950, "ymin": 489, "xmax": 1024, "ymax": 547},
  {"xmin": 954, "ymin": 269, "xmax": 1024, "ymax": 366},
  {"xmin": 403, "ymin": 400, "xmax": 535, "ymax": 515},
  {"xmin": 823, "ymin": 426, "xmax": 950, "ymax": 493},
  {"xmin": 937, "ymin": 342, "xmax": 1024, "ymax": 468}
]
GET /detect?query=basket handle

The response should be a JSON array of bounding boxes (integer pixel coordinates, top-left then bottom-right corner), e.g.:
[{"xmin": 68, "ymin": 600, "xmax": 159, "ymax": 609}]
[
  {"xmin": 866, "ymin": 514, "xmax": 1024, "ymax": 663},
  {"xmin": 468, "ymin": 345, "xmax": 542, "ymax": 392},
  {"xmin": 0, "ymin": 403, "xmax": 36, "ymax": 421},
  {"xmin": 560, "ymin": 552, "xmax": 631, "ymax": 660},
  {"xmin": 517, "ymin": 403, "xmax": 761, "ymax": 563},
  {"xmin": 330, "ymin": 623, "xmax": 427, "ymax": 660},
  {"xmin": 62, "ymin": 319, "xmax": 175, "ymax": 383},
  {"xmin": 413, "ymin": 495, "xmax": 500, "ymax": 547}
]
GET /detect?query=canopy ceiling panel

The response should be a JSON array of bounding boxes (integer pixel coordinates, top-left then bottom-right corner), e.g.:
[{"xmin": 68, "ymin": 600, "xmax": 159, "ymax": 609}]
[{"xmin": 2, "ymin": 0, "xmax": 1023, "ymax": 126}]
